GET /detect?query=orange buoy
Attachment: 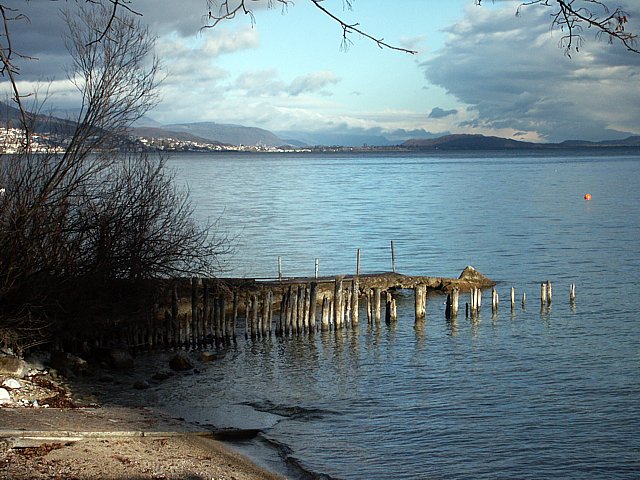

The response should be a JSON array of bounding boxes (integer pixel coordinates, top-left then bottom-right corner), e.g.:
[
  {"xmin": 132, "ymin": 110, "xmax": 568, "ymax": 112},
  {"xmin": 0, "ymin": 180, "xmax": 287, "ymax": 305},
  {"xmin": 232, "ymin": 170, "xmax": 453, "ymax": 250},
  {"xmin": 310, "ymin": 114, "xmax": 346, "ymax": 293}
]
[{"xmin": 584, "ymin": 193, "xmax": 592, "ymax": 200}]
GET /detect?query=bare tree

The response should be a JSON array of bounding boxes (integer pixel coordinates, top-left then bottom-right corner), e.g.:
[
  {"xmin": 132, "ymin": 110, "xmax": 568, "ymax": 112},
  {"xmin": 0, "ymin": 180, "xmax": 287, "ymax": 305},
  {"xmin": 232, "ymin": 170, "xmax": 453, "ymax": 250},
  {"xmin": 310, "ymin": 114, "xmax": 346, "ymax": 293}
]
[{"xmin": 0, "ymin": 4, "xmax": 230, "ymax": 352}]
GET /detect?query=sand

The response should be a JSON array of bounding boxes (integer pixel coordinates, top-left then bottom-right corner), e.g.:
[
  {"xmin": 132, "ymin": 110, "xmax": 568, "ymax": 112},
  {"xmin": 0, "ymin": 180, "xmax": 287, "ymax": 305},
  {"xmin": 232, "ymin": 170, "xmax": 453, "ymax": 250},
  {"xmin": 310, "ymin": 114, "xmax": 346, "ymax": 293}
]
[{"xmin": 0, "ymin": 375, "xmax": 285, "ymax": 480}]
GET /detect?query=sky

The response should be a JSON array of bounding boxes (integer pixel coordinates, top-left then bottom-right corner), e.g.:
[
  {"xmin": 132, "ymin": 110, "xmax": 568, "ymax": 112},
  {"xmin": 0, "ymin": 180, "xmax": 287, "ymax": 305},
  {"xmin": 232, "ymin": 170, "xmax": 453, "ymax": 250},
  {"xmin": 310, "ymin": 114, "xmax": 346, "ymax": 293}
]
[{"xmin": 4, "ymin": 0, "xmax": 640, "ymax": 143}]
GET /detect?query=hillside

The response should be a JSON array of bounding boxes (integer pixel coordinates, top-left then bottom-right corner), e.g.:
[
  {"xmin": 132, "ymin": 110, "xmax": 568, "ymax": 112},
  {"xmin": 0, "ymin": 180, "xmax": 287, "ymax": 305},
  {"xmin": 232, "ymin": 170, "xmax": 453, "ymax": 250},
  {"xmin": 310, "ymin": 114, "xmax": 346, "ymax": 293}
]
[{"xmin": 163, "ymin": 122, "xmax": 284, "ymax": 147}]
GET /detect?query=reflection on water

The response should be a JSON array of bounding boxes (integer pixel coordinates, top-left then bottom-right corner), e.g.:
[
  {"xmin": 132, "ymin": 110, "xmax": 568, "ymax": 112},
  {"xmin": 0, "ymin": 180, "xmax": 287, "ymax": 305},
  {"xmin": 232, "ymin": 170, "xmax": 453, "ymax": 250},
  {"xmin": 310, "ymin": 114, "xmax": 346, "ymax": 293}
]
[{"xmin": 157, "ymin": 152, "xmax": 640, "ymax": 479}]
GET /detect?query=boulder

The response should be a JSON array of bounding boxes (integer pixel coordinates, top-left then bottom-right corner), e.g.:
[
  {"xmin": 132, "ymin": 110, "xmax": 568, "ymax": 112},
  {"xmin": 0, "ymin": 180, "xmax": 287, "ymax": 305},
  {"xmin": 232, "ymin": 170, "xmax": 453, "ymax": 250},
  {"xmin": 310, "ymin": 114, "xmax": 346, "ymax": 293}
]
[
  {"xmin": 169, "ymin": 352, "xmax": 194, "ymax": 371},
  {"xmin": 50, "ymin": 352, "xmax": 88, "ymax": 376},
  {"xmin": 199, "ymin": 351, "xmax": 220, "ymax": 362},
  {"xmin": 0, "ymin": 387, "xmax": 10, "ymax": 404},
  {"xmin": 0, "ymin": 355, "xmax": 28, "ymax": 378},
  {"xmin": 109, "ymin": 349, "xmax": 134, "ymax": 370},
  {"xmin": 2, "ymin": 378, "xmax": 21, "ymax": 390}
]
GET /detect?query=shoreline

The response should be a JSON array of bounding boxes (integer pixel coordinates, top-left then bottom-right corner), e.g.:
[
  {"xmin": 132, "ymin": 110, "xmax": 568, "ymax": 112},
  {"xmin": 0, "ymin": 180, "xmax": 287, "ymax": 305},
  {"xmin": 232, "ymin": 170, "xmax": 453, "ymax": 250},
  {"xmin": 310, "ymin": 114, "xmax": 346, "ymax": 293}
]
[
  {"xmin": 0, "ymin": 404, "xmax": 287, "ymax": 479},
  {"xmin": 0, "ymin": 353, "xmax": 289, "ymax": 479}
]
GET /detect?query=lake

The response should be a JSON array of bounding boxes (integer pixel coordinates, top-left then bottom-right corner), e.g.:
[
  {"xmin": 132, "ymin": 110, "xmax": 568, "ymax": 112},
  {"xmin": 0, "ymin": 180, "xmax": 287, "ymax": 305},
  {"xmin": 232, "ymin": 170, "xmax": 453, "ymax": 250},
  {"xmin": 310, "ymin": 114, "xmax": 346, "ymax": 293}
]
[{"xmin": 156, "ymin": 150, "xmax": 640, "ymax": 479}]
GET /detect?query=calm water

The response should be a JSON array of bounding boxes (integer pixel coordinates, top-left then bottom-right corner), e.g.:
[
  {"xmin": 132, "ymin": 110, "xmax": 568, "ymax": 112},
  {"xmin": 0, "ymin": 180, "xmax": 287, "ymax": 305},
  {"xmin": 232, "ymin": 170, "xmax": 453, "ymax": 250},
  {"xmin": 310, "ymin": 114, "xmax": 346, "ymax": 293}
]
[{"xmin": 158, "ymin": 151, "xmax": 639, "ymax": 479}]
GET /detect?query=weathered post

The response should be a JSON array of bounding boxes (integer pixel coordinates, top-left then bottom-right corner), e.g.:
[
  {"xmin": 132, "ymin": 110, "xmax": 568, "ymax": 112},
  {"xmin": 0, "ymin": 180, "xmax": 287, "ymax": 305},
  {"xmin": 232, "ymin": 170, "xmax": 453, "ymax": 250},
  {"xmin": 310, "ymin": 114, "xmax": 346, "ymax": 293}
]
[
  {"xmin": 470, "ymin": 287, "xmax": 477, "ymax": 318},
  {"xmin": 366, "ymin": 289, "xmax": 373, "ymax": 324},
  {"xmin": 221, "ymin": 296, "xmax": 228, "ymax": 342},
  {"xmin": 356, "ymin": 248, "xmax": 361, "ymax": 276},
  {"xmin": 303, "ymin": 285, "xmax": 311, "ymax": 333},
  {"xmin": 541, "ymin": 282, "xmax": 547, "ymax": 306},
  {"xmin": 452, "ymin": 287, "xmax": 459, "ymax": 317},
  {"xmin": 250, "ymin": 294, "xmax": 258, "ymax": 340},
  {"xmin": 491, "ymin": 287, "xmax": 498, "ymax": 314},
  {"xmin": 510, "ymin": 287, "xmax": 515, "ymax": 311},
  {"xmin": 232, "ymin": 288, "xmax": 238, "ymax": 342},
  {"xmin": 344, "ymin": 285, "xmax": 352, "ymax": 328},
  {"xmin": 202, "ymin": 280, "xmax": 210, "ymax": 346},
  {"xmin": 445, "ymin": 293, "xmax": 452, "ymax": 319},
  {"xmin": 522, "ymin": 292, "xmax": 527, "ymax": 309},
  {"xmin": 261, "ymin": 291, "xmax": 269, "ymax": 337},
  {"xmin": 351, "ymin": 278, "xmax": 359, "ymax": 326},
  {"xmin": 385, "ymin": 292, "xmax": 397, "ymax": 323},
  {"xmin": 291, "ymin": 288, "xmax": 299, "ymax": 336},
  {"xmin": 476, "ymin": 288, "xmax": 482, "ymax": 314},
  {"xmin": 267, "ymin": 290, "xmax": 274, "ymax": 336},
  {"xmin": 321, "ymin": 295, "xmax": 330, "ymax": 332},
  {"xmin": 415, "ymin": 284, "xmax": 426, "ymax": 322},
  {"xmin": 570, "ymin": 283, "xmax": 576, "ymax": 303},
  {"xmin": 334, "ymin": 276, "xmax": 344, "ymax": 328},
  {"xmin": 172, "ymin": 282, "xmax": 179, "ymax": 348},
  {"xmin": 546, "ymin": 280, "xmax": 552, "ymax": 305},
  {"xmin": 278, "ymin": 256, "xmax": 282, "ymax": 281},
  {"xmin": 315, "ymin": 258, "xmax": 319, "ymax": 279},
  {"xmin": 191, "ymin": 277, "xmax": 198, "ymax": 349},
  {"xmin": 309, "ymin": 282, "xmax": 318, "ymax": 333},
  {"xmin": 391, "ymin": 240, "xmax": 396, "ymax": 273},
  {"xmin": 374, "ymin": 287, "xmax": 382, "ymax": 324},
  {"xmin": 244, "ymin": 300, "xmax": 250, "ymax": 340},
  {"xmin": 284, "ymin": 288, "xmax": 292, "ymax": 336}
]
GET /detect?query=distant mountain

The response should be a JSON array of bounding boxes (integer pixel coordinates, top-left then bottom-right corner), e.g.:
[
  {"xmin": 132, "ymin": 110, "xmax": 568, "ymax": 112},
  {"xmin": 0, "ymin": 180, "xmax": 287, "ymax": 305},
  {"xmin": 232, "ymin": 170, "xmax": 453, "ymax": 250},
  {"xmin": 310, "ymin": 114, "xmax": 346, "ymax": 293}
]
[
  {"xmin": 129, "ymin": 127, "xmax": 225, "ymax": 146},
  {"xmin": 163, "ymin": 122, "xmax": 284, "ymax": 147},
  {"xmin": 277, "ymin": 130, "xmax": 395, "ymax": 147},
  {"xmin": 403, "ymin": 134, "xmax": 538, "ymax": 150},
  {"xmin": 402, "ymin": 134, "xmax": 640, "ymax": 150},
  {"xmin": 0, "ymin": 101, "xmax": 77, "ymax": 137}
]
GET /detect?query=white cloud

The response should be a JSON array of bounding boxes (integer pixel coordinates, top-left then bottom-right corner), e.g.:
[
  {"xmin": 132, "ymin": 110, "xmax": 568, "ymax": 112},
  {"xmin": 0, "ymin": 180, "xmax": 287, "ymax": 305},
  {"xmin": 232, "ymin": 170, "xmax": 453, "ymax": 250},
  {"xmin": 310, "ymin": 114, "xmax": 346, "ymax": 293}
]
[{"xmin": 421, "ymin": 1, "xmax": 640, "ymax": 142}]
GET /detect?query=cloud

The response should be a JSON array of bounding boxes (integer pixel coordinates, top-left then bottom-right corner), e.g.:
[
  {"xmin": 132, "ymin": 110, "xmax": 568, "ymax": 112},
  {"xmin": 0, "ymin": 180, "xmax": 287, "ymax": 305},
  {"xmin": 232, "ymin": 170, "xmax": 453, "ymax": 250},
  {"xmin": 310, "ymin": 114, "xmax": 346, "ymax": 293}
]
[
  {"xmin": 428, "ymin": 107, "xmax": 458, "ymax": 119},
  {"xmin": 287, "ymin": 71, "xmax": 340, "ymax": 96},
  {"xmin": 421, "ymin": 1, "xmax": 640, "ymax": 142}
]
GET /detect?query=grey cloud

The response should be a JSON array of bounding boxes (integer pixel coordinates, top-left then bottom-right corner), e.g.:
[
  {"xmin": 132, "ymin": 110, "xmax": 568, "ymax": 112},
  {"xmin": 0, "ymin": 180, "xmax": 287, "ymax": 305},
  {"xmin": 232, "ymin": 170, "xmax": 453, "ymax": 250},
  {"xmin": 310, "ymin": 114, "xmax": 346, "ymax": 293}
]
[
  {"xmin": 421, "ymin": 1, "xmax": 640, "ymax": 142},
  {"xmin": 428, "ymin": 107, "xmax": 458, "ymax": 119},
  {"xmin": 287, "ymin": 72, "xmax": 340, "ymax": 96}
]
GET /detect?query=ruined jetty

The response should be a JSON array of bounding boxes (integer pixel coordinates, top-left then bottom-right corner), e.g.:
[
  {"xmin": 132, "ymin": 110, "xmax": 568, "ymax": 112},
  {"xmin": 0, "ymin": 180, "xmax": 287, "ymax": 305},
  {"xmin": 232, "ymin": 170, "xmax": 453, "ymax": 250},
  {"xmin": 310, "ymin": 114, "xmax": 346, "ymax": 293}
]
[{"xmin": 106, "ymin": 266, "xmax": 495, "ymax": 352}]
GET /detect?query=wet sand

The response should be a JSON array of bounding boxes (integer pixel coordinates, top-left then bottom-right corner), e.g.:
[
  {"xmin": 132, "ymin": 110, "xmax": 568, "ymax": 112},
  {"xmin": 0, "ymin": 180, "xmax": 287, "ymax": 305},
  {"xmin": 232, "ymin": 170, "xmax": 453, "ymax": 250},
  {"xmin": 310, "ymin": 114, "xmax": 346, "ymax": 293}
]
[{"xmin": 0, "ymin": 384, "xmax": 285, "ymax": 479}]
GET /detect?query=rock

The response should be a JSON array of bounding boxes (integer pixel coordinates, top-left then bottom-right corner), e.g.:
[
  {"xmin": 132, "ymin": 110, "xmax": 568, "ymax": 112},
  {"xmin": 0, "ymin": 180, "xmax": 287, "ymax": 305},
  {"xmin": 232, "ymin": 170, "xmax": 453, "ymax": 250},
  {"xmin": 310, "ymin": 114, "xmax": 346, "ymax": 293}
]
[
  {"xmin": 24, "ymin": 351, "xmax": 49, "ymax": 371},
  {"xmin": 133, "ymin": 380, "xmax": 151, "ymax": 390},
  {"xmin": 2, "ymin": 378, "xmax": 21, "ymax": 390},
  {"xmin": 169, "ymin": 352, "xmax": 194, "ymax": 371},
  {"xmin": 50, "ymin": 352, "xmax": 88, "ymax": 376},
  {"xmin": 199, "ymin": 351, "xmax": 219, "ymax": 362},
  {"xmin": 0, "ymin": 355, "xmax": 28, "ymax": 378},
  {"xmin": 151, "ymin": 371, "xmax": 174, "ymax": 382},
  {"xmin": 109, "ymin": 349, "xmax": 134, "ymax": 370},
  {"xmin": 458, "ymin": 265, "xmax": 495, "ymax": 287},
  {"xmin": 0, "ymin": 387, "xmax": 10, "ymax": 404}
]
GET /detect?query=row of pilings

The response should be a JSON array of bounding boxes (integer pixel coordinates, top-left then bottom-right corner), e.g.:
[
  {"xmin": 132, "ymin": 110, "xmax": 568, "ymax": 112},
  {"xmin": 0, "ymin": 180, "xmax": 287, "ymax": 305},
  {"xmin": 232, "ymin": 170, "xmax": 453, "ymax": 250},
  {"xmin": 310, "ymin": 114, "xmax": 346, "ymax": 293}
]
[{"xmin": 74, "ymin": 269, "xmax": 578, "ymax": 352}]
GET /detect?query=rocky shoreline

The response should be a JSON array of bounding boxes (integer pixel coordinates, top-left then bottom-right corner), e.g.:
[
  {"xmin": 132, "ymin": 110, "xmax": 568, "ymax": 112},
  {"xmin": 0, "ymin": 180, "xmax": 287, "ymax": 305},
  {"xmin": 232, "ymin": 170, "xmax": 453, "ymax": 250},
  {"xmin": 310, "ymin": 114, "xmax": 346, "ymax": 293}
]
[{"xmin": 0, "ymin": 350, "xmax": 285, "ymax": 479}]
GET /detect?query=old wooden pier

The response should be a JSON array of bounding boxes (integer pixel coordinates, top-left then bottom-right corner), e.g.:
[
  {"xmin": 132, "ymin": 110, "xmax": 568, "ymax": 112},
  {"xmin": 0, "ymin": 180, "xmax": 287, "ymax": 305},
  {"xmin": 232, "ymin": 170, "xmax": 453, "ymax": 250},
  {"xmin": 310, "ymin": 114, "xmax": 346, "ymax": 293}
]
[{"xmin": 110, "ymin": 266, "xmax": 498, "ymax": 351}]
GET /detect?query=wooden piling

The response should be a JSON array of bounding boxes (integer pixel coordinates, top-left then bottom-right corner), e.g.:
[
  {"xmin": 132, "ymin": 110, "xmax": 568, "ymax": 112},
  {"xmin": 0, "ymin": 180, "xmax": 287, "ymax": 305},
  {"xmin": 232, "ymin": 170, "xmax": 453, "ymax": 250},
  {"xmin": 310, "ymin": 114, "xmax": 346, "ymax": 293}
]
[
  {"xmin": 309, "ymin": 282, "xmax": 318, "ymax": 333},
  {"xmin": 510, "ymin": 287, "xmax": 515, "ymax": 311},
  {"xmin": 244, "ymin": 300, "xmax": 250, "ymax": 339},
  {"xmin": 470, "ymin": 288, "xmax": 477, "ymax": 318},
  {"xmin": 261, "ymin": 290, "xmax": 269, "ymax": 337},
  {"xmin": 366, "ymin": 289, "xmax": 373, "ymax": 324},
  {"xmin": 415, "ymin": 285, "xmax": 426, "ymax": 322},
  {"xmin": 385, "ymin": 292, "xmax": 397, "ymax": 323},
  {"xmin": 321, "ymin": 295, "xmax": 330, "ymax": 332},
  {"xmin": 491, "ymin": 287, "xmax": 499, "ymax": 314},
  {"xmin": 191, "ymin": 277, "xmax": 198, "ymax": 349},
  {"xmin": 251, "ymin": 294, "xmax": 258, "ymax": 340},
  {"xmin": 541, "ymin": 282, "xmax": 547, "ymax": 306},
  {"xmin": 291, "ymin": 287, "xmax": 299, "ymax": 336},
  {"xmin": 373, "ymin": 287, "xmax": 381, "ymax": 324},
  {"xmin": 351, "ymin": 278, "xmax": 359, "ymax": 326},
  {"xmin": 445, "ymin": 293, "xmax": 452, "ymax": 319},
  {"xmin": 232, "ymin": 288, "xmax": 239, "ymax": 342},
  {"xmin": 334, "ymin": 277, "xmax": 344, "ymax": 328},
  {"xmin": 452, "ymin": 287, "xmax": 459, "ymax": 317},
  {"xmin": 546, "ymin": 280, "xmax": 552, "ymax": 305},
  {"xmin": 391, "ymin": 240, "xmax": 396, "ymax": 273},
  {"xmin": 344, "ymin": 285, "xmax": 352, "ymax": 328},
  {"xmin": 570, "ymin": 283, "xmax": 576, "ymax": 303},
  {"xmin": 522, "ymin": 292, "xmax": 527, "ymax": 309}
]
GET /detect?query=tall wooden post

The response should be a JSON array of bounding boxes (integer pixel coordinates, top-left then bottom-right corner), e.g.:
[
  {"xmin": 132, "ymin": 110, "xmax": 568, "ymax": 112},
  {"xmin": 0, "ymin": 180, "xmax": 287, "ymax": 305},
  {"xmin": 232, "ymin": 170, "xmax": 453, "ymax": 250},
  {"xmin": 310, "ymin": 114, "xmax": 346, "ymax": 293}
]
[
  {"xmin": 541, "ymin": 282, "xmax": 547, "ymax": 306},
  {"xmin": 390, "ymin": 240, "xmax": 396, "ymax": 273},
  {"xmin": 356, "ymin": 248, "xmax": 361, "ymax": 276},
  {"xmin": 334, "ymin": 276, "xmax": 344, "ymax": 328},
  {"xmin": 570, "ymin": 283, "xmax": 576, "ymax": 303},
  {"xmin": 351, "ymin": 278, "xmax": 359, "ymax": 326},
  {"xmin": 321, "ymin": 296, "xmax": 330, "ymax": 332},
  {"xmin": 250, "ymin": 295, "xmax": 258, "ymax": 340},
  {"xmin": 510, "ymin": 287, "xmax": 515, "ymax": 311},
  {"xmin": 546, "ymin": 280, "xmax": 552, "ymax": 305},
  {"xmin": 309, "ymin": 282, "xmax": 318, "ymax": 333},
  {"xmin": 452, "ymin": 287, "xmax": 459, "ymax": 317},
  {"xmin": 415, "ymin": 285, "xmax": 426, "ymax": 322},
  {"xmin": 232, "ymin": 288, "xmax": 238, "ymax": 342},
  {"xmin": 385, "ymin": 292, "xmax": 397, "ymax": 323},
  {"xmin": 374, "ymin": 287, "xmax": 381, "ymax": 324}
]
